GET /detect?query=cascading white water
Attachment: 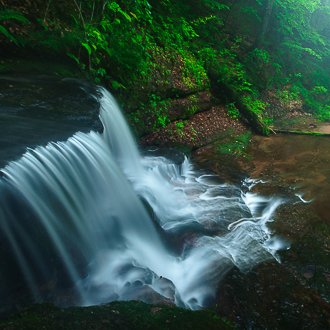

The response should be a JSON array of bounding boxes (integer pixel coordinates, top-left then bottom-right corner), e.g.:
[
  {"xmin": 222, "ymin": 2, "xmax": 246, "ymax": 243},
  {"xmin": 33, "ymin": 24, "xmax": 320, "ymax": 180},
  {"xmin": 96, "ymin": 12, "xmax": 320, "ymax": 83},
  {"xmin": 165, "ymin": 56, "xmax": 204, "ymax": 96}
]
[{"xmin": 0, "ymin": 87, "xmax": 287, "ymax": 310}]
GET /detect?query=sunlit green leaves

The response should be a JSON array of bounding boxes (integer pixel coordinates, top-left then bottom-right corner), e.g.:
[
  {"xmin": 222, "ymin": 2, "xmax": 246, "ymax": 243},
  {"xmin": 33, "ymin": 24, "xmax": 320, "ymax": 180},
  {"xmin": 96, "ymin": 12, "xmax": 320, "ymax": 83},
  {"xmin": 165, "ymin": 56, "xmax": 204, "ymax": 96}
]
[
  {"xmin": 202, "ymin": 1, "xmax": 230, "ymax": 12},
  {"xmin": 107, "ymin": 2, "xmax": 132, "ymax": 21},
  {"xmin": 81, "ymin": 42, "xmax": 92, "ymax": 56},
  {"xmin": 251, "ymin": 48, "xmax": 271, "ymax": 64}
]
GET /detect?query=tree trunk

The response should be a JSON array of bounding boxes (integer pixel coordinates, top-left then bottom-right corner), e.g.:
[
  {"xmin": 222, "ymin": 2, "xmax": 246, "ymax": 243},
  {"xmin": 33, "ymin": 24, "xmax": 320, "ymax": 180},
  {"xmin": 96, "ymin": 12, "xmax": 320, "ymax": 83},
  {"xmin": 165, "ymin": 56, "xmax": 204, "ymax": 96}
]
[{"xmin": 255, "ymin": 0, "xmax": 275, "ymax": 48}]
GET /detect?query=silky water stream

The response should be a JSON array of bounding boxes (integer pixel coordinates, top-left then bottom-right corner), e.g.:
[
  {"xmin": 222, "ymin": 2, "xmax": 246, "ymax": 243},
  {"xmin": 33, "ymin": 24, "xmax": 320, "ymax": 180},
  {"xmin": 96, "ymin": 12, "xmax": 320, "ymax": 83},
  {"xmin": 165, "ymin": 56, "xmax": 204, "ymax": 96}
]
[{"xmin": 0, "ymin": 86, "xmax": 287, "ymax": 311}]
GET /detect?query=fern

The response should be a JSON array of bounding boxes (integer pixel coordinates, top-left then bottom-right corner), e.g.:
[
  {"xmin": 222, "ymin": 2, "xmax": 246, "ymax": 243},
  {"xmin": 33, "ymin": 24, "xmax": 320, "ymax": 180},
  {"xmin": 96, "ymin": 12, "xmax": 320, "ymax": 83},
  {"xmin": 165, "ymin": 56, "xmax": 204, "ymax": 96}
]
[
  {"xmin": 0, "ymin": 25, "xmax": 19, "ymax": 45},
  {"xmin": 0, "ymin": 9, "xmax": 30, "ymax": 46},
  {"xmin": 0, "ymin": 9, "xmax": 30, "ymax": 25}
]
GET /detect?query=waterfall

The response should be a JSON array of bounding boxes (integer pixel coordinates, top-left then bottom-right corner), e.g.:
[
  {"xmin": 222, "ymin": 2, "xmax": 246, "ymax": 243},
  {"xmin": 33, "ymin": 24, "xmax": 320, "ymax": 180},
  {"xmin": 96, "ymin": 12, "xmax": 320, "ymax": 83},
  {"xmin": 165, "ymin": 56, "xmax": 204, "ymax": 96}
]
[{"xmin": 0, "ymin": 87, "xmax": 287, "ymax": 310}]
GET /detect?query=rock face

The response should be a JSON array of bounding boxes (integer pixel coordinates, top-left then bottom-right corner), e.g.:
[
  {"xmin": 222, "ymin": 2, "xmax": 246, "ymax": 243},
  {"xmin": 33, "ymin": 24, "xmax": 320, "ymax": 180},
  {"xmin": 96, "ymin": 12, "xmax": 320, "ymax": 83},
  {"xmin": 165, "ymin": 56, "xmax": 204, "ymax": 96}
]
[
  {"xmin": 217, "ymin": 263, "xmax": 330, "ymax": 330},
  {"xmin": 166, "ymin": 91, "xmax": 214, "ymax": 121},
  {"xmin": 143, "ymin": 48, "xmax": 210, "ymax": 97}
]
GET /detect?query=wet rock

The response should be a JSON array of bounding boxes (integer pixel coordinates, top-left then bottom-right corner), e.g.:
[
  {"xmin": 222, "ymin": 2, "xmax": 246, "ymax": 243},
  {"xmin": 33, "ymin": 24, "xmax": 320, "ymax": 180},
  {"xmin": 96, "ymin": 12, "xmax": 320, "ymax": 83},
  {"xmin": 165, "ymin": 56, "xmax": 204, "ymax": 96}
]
[
  {"xmin": 302, "ymin": 265, "xmax": 316, "ymax": 280},
  {"xmin": 166, "ymin": 91, "xmax": 214, "ymax": 120},
  {"xmin": 0, "ymin": 301, "xmax": 234, "ymax": 329},
  {"xmin": 151, "ymin": 307, "xmax": 162, "ymax": 314},
  {"xmin": 324, "ymin": 272, "xmax": 330, "ymax": 283},
  {"xmin": 217, "ymin": 264, "xmax": 330, "ymax": 330}
]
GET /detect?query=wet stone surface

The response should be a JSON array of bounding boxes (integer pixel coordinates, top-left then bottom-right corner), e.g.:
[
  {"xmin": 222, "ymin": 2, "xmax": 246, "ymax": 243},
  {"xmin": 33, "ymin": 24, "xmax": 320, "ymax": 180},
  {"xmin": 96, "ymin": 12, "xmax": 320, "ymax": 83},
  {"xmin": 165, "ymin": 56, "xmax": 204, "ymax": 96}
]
[
  {"xmin": 0, "ymin": 75, "xmax": 101, "ymax": 168},
  {"xmin": 193, "ymin": 134, "xmax": 330, "ymax": 329}
]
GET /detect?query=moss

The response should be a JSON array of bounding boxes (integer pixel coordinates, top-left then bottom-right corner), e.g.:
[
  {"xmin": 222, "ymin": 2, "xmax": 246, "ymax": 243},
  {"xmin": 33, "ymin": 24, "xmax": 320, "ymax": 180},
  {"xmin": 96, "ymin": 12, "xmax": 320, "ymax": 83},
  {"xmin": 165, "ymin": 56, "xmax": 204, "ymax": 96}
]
[
  {"xmin": 226, "ymin": 103, "xmax": 240, "ymax": 120},
  {"xmin": 150, "ymin": 49, "xmax": 209, "ymax": 97},
  {"xmin": 180, "ymin": 52, "xmax": 209, "ymax": 92},
  {"xmin": 184, "ymin": 95, "xmax": 199, "ymax": 117},
  {"xmin": 274, "ymin": 129, "xmax": 330, "ymax": 136},
  {"xmin": 216, "ymin": 131, "xmax": 252, "ymax": 158},
  {"xmin": 0, "ymin": 301, "xmax": 234, "ymax": 330}
]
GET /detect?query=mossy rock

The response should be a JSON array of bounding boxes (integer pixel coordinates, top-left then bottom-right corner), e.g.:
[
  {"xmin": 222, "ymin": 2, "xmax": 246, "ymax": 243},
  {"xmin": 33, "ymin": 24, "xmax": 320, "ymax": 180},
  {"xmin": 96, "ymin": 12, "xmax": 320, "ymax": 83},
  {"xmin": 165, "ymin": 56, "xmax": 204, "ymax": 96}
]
[
  {"xmin": 148, "ymin": 48, "xmax": 209, "ymax": 97},
  {"xmin": 0, "ymin": 301, "xmax": 234, "ymax": 330},
  {"xmin": 166, "ymin": 91, "xmax": 213, "ymax": 120}
]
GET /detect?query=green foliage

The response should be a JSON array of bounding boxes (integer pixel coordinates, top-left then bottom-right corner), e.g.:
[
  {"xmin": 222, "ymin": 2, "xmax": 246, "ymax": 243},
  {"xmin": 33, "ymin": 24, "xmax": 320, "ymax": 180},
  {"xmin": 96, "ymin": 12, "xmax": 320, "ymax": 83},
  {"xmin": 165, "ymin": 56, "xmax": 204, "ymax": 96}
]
[
  {"xmin": 202, "ymin": 1, "xmax": 230, "ymax": 12},
  {"xmin": 0, "ymin": 9, "xmax": 30, "ymax": 24},
  {"xmin": 317, "ymin": 106, "xmax": 330, "ymax": 121},
  {"xmin": 217, "ymin": 49, "xmax": 254, "ymax": 94},
  {"xmin": 39, "ymin": 0, "xmax": 153, "ymax": 84},
  {"xmin": 294, "ymin": 83, "xmax": 330, "ymax": 121},
  {"xmin": 180, "ymin": 50, "xmax": 209, "ymax": 91},
  {"xmin": 129, "ymin": 93, "xmax": 170, "ymax": 132},
  {"xmin": 241, "ymin": 95, "xmax": 271, "ymax": 133},
  {"xmin": 312, "ymin": 85, "xmax": 328, "ymax": 95},
  {"xmin": 269, "ymin": 0, "xmax": 330, "ymax": 89},
  {"xmin": 226, "ymin": 102, "xmax": 240, "ymax": 119},
  {"xmin": 148, "ymin": 94, "xmax": 170, "ymax": 128},
  {"xmin": 190, "ymin": 126, "xmax": 198, "ymax": 141},
  {"xmin": 276, "ymin": 89, "xmax": 300, "ymax": 104},
  {"xmin": 251, "ymin": 48, "xmax": 271, "ymax": 64},
  {"xmin": 197, "ymin": 40, "xmax": 271, "ymax": 133},
  {"xmin": 2, "ymin": 0, "xmax": 328, "ymax": 131},
  {"xmin": 217, "ymin": 131, "xmax": 252, "ymax": 157},
  {"xmin": 245, "ymin": 48, "xmax": 282, "ymax": 88},
  {"xmin": 239, "ymin": 5, "xmax": 261, "ymax": 22},
  {"xmin": 0, "ymin": 9, "xmax": 30, "ymax": 45},
  {"xmin": 198, "ymin": 43, "xmax": 254, "ymax": 95},
  {"xmin": 241, "ymin": 95, "xmax": 267, "ymax": 115},
  {"xmin": 128, "ymin": 92, "xmax": 171, "ymax": 135},
  {"xmin": 175, "ymin": 120, "xmax": 186, "ymax": 136},
  {"xmin": 221, "ymin": 0, "xmax": 330, "ymax": 124}
]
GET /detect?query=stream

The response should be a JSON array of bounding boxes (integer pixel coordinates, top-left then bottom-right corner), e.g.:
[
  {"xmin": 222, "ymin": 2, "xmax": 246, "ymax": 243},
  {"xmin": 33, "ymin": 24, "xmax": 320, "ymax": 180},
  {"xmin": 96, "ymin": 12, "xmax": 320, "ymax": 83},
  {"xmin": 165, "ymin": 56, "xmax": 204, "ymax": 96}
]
[{"xmin": 0, "ymin": 75, "xmax": 329, "ymax": 328}]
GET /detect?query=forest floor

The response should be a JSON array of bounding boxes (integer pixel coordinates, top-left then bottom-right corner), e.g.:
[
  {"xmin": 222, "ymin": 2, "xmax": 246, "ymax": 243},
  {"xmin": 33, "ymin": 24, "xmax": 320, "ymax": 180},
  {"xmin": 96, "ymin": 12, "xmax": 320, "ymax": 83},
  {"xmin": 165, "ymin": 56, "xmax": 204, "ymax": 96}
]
[
  {"xmin": 142, "ymin": 97, "xmax": 330, "ymax": 151},
  {"xmin": 141, "ymin": 106, "xmax": 248, "ymax": 149}
]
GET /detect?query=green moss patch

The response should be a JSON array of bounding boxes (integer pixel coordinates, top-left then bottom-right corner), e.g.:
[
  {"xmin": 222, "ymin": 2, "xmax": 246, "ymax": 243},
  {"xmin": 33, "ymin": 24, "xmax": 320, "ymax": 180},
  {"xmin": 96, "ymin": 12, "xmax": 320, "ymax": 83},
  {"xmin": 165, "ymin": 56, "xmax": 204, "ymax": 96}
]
[{"xmin": 216, "ymin": 131, "xmax": 252, "ymax": 158}]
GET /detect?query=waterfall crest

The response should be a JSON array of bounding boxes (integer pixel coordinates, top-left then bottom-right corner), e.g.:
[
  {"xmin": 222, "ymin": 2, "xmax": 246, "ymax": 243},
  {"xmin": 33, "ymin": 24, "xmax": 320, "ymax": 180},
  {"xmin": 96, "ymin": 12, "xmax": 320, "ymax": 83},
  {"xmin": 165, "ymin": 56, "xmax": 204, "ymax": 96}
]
[{"xmin": 0, "ymin": 87, "xmax": 286, "ymax": 310}]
